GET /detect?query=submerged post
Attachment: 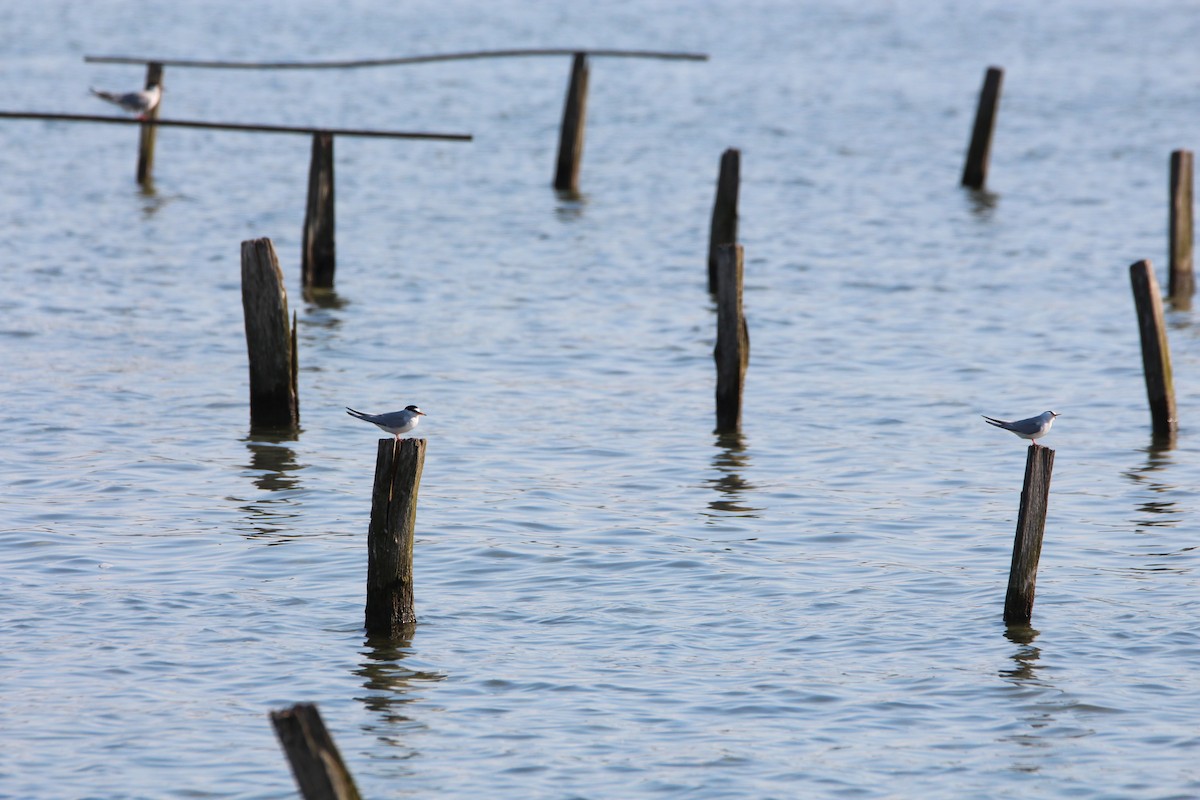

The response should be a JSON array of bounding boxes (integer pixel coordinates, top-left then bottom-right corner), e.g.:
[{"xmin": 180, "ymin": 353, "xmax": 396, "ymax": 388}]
[
  {"xmin": 1130, "ymin": 259, "xmax": 1177, "ymax": 442},
  {"xmin": 961, "ymin": 66, "xmax": 1003, "ymax": 190},
  {"xmin": 1003, "ymin": 444, "xmax": 1055, "ymax": 626},
  {"xmin": 708, "ymin": 148, "xmax": 740, "ymax": 295},
  {"xmin": 365, "ymin": 438, "xmax": 426, "ymax": 637},
  {"xmin": 1169, "ymin": 150, "xmax": 1194, "ymax": 305},
  {"xmin": 302, "ymin": 132, "xmax": 336, "ymax": 291},
  {"xmin": 136, "ymin": 62, "xmax": 163, "ymax": 185},
  {"xmin": 714, "ymin": 243, "xmax": 749, "ymax": 434},
  {"xmin": 241, "ymin": 237, "xmax": 299, "ymax": 429},
  {"xmin": 553, "ymin": 52, "xmax": 590, "ymax": 193},
  {"xmin": 270, "ymin": 703, "xmax": 362, "ymax": 800}
]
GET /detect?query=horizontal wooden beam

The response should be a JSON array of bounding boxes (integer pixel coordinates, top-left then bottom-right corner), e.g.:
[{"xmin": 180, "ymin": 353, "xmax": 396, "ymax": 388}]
[
  {"xmin": 84, "ymin": 48, "xmax": 709, "ymax": 70},
  {"xmin": 0, "ymin": 111, "xmax": 471, "ymax": 141}
]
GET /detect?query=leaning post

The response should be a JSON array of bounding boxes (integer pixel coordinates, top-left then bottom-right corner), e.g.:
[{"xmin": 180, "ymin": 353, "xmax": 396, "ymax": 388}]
[
  {"xmin": 365, "ymin": 437, "xmax": 426, "ymax": 637},
  {"xmin": 241, "ymin": 237, "xmax": 299, "ymax": 429},
  {"xmin": 1003, "ymin": 444, "xmax": 1055, "ymax": 626},
  {"xmin": 302, "ymin": 132, "xmax": 336, "ymax": 291},
  {"xmin": 714, "ymin": 243, "xmax": 749, "ymax": 434},
  {"xmin": 708, "ymin": 148, "xmax": 740, "ymax": 295},
  {"xmin": 136, "ymin": 62, "xmax": 164, "ymax": 185},
  {"xmin": 1169, "ymin": 150, "xmax": 1194, "ymax": 306},
  {"xmin": 553, "ymin": 52, "xmax": 590, "ymax": 193},
  {"xmin": 961, "ymin": 66, "xmax": 1003, "ymax": 190},
  {"xmin": 269, "ymin": 703, "xmax": 363, "ymax": 800},
  {"xmin": 1130, "ymin": 259, "xmax": 1178, "ymax": 443}
]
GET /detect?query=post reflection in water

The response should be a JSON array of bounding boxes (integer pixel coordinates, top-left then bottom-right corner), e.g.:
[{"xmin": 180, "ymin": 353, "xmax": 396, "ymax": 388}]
[
  {"xmin": 705, "ymin": 431, "xmax": 761, "ymax": 517},
  {"xmin": 239, "ymin": 429, "xmax": 305, "ymax": 541},
  {"xmin": 356, "ymin": 635, "xmax": 446, "ymax": 733},
  {"xmin": 1123, "ymin": 440, "xmax": 1181, "ymax": 531},
  {"xmin": 1000, "ymin": 624, "xmax": 1041, "ymax": 682}
]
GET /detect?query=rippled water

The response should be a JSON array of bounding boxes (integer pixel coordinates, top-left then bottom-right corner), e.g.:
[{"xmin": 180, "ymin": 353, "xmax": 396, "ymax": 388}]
[{"xmin": 4, "ymin": 1, "xmax": 1200, "ymax": 797}]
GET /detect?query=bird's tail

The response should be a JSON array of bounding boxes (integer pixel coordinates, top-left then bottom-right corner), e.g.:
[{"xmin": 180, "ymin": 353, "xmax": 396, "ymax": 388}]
[
  {"xmin": 981, "ymin": 415, "xmax": 1006, "ymax": 428},
  {"xmin": 90, "ymin": 88, "xmax": 119, "ymax": 103},
  {"xmin": 346, "ymin": 407, "xmax": 369, "ymax": 420}
]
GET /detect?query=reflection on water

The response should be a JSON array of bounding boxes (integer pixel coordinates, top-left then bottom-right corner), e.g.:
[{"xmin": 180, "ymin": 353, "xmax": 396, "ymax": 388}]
[
  {"xmin": 554, "ymin": 190, "xmax": 588, "ymax": 221},
  {"xmin": 1000, "ymin": 624, "xmax": 1041, "ymax": 682},
  {"xmin": 705, "ymin": 432, "xmax": 761, "ymax": 517},
  {"xmin": 303, "ymin": 286, "xmax": 349, "ymax": 310},
  {"xmin": 964, "ymin": 186, "xmax": 999, "ymax": 219},
  {"xmin": 238, "ymin": 430, "xmax": 305, "ymax": 541},
  {"xmin": 355, "ymin": 635, "xmax": 446, "ymax": 729},
  {"xmin": 1123, "ymin": 442, "xmax": 1180, "ymax": 530}
]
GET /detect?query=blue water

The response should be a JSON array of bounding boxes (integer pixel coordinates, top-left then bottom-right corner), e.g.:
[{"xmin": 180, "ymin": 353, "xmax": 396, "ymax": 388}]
[{"xmin": 3, "ymin": 1, "xmax": 1200, "ymax": 797}]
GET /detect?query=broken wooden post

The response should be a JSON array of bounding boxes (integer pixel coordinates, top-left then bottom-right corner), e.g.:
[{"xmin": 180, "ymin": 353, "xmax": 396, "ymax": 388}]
[
  {"xmin": 714, "ymin": 243, "xmax": 749, "ymax": 434},
  {"xmin": 365, "ymin": 437, "xmax": 426, "ymax": 637},
  {"xmin": 270, "ymin": 703, "xmax": 362, "ymax": 800},
  {"xmin": 1003, "ymin": 443, "xmax": 1055, "ymax": 626},
  {"xmin": 961, "ymin": 66, "xmax": 1003, "ymax": 190},
  {"xmin": 241, "ymin": 237, "xmax": 299, "ymax": 429},
  {"xmin": 1130, "ymin": 259, "xmax": 1178, "ymax": 442},
  {"xmin": 1169, "ymin": 150, "xmax": 1194, "ymax": 306},
  {"xmin": 553, "ymin": 52, "xmax": 589, "ymax": 193},
  {"xmin": 302, "ymin": 132, "xmax": 336, "ymax": 291},
  {"xmin": 708, "ymin": 148, "xmax": 740, "ymax": 295},
  {"xmin": 136, "ymin": 62, "xmax": 163, "ymax": 185}
]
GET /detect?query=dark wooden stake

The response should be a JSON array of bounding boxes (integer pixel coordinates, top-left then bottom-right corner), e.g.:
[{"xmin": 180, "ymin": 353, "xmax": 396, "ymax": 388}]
[
  {"xmin": 136, "ymin": 62, "xmax": 163, "ymax": 185},
  {"xmin": 708, "ymin": 148, "xmax": 741, "ymax": 295},
  {"xmin": 1003, "ymin": 444, "xmax": 1055, "ymax": 626},
  {"xmin": 270, "ymin": 703, "xmax": 362, "ymax": 800},
  {"xmin": 1169, "ymin": 150, "xmax": 1194, "ymax": 306},
  {"xmin": 961, "ymin": 66, "xmax": 1003, "ymax": 190},
  {"xmin": 365, "ymin": 437, "xmax": 426, "ymax": 637},
  {"xmin": 714, "ymin": 244, "xmax": 749, "ymax": 434},
  {"xmin": 241, "ymin": 237, "xmax": 299, "ymax": 429},
  {"xmin": 1130, "ymin": 259, "xmax": 1178, "ymax": 442},
  {"xmin": 553, "ymin": 52, "xmax": 589, "ymax": 193},
  {"xmin": 302, "ymin": 132, "xmax": 336, "ymax": 290}
]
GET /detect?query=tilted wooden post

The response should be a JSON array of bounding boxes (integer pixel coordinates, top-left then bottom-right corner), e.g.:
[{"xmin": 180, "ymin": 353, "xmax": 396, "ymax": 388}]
[
  {"xmin": 1003, "ymin": 444, "xmax": 1055, "ymax": 626},
  {"xmin": 708, "ymin": 148, "xmax": 740, "ymax": 295},
  {"xmin": 714, "ymin": 243, "xmax": 749, "ymax": 434},
  {"xmin": 270, "ymin": 703, "xmax": 362, "ymax": 800},
  {"xmin": 136, "ymin": 62, "xmax": 164, "ymax": 185},
  {"xmin": 365, "ymin": 438, "xmax": 426, "ymax": 637},
  {"xmin": 553, "ymin": 52, "xmax": 589, "ymax": 193},
  {"xmin": 302, "ymin": 132, "xmax": 336, "ymax": 291},
  {"xmin": 961, "ymin": 66, "xmax": 1003, "ymax": 190},
  {"xmin": 1169, "ymin": 150, "xmax": 1194, "ymax": 306},
  {"xmin": 241, "ymin": 237, "xmax": 299, "ymax": 429},
  {"xmin": 1130, "ymin": 259, "xmax": 1178, "ymax": 442}
]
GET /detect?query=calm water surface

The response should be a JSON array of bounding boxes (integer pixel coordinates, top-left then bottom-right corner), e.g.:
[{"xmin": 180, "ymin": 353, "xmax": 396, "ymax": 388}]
[{"xmin": 3, "ymin": 1, "xmax": 1200, "ymax": 797}]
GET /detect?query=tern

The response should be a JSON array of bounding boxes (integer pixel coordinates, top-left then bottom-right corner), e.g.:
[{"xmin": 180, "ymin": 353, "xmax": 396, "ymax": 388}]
[
  {"xmin": 982, "ymin": 410, "xmax": 1059, "ymax": 443},
  {"xmin": 90, "ymin": 84, "xmax": 162, "ymax": 119},
  {"xmin": 346, "ymin": 405, "xmax": 426, "ymax": 440}
]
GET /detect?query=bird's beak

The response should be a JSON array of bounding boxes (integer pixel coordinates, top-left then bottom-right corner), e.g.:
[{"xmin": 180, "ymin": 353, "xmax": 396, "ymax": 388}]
[{"xmin": 418, "ymin": 411, "xmax": 427, "ymax": 416}]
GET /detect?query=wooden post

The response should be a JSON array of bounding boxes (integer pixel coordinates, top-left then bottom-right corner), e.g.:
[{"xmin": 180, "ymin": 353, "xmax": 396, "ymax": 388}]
[
  {"xmin": 1169, "ymin": 150, "xmax": 1194, "ymax": 305},
  {"xmin": 961, "ymin": 66, "xmax": 1003, "ymax": 190},
  {"xmin": 302, "ymin": 132, "xmax": 336, "ymax": 291},
  {"xmin": 270, "ymin": 703, "xmax": 362, "ymax": 800},
  {"xmin": 1003, "ymin": 444, "xmax": 1055, "ymax": 626},
  {"xmin": 136, "ymin": 62, "xmax": 163, "ymax": 185},
  {"xmin": 241, "ymin": 237, "xmax": 299, "ymax": 429},
  {"xmin": 708, "ymin": 148, "xmax": 740, "ymax": 295},
  {"xmin": 1130, "ymin": 259, "xmax": 1178, "ymax": 442},
  {"xmin": 365, "ymin": 437, "xmax": 426, "ymax": 637},
  {"xmin": 553, "ymin": 52, "xmax": 589, "ymax": 193},
  {"xmin": 714, "ymin": 244, "xmax": 749, "ymax": 434}
]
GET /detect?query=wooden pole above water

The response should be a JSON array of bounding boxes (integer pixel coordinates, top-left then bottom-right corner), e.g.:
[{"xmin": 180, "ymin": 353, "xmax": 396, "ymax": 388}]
[
  {"xmin": 241, "ymin": 237, "xmax": 299, "ymax": 429},
  {"xmin": 365, "ymin": 438, "xmax": 426, "ymax": 637},
  {"xmin": 1003, "ymin": 444, "xmax": 1055, "ymax": 626},
  {"xmin": 270, "ymin": 703, "xmax": 363, "ymax": 800},
  {"xmin": 1130, "ymin": 259, "xmax": 1177, "ymax": 443},
  {"xmin": 714, "ymin": 243, "xmax": 749, "ymax": 434},
  {"xmin": 961, "ymin": 66, "xmax": 1003, "ymax": 190},
  {"xmin": 554, "ymin": 52, "xmax": 590, "ymax": 194},
  {"xmin": 136, "ymin": 62, "xmax": 163, "ymax": 185},
  {"xmin": 708, "ymin": 148, "xmax": 740, "ymax": 295},
  {"xmin": 302, "ymin": 132, "xmax": 336, "ymax": 291},
  {"xmin": 1169, "ymin": 150, "xmax": 1194, "ymax": 306}
]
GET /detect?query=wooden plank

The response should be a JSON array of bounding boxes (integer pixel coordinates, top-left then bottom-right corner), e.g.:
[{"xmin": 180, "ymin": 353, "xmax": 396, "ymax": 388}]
[
  {"xmin": 365, "ymin": 438, "xmax": 426, "ymax": 637},
  {"xmin": 1130, "ymin": 259, "xmax": 1178, "ymax": 442},
  {"xmin": 136, "ymin": 62, "xmax": 163, "ymax": 185},
  {"xmin": 961, "ymin": 66, "xmax": 1003, "ymax": 190},
  {"xmin": 714, "ymin": 244, "xmax": 749, "ymax": 434},
  {"xmin": 269, "ymin": 703, "xmax": 362, "ymax": 800},
  {"xmin": 1169, "ymin": 149, "xmax": 1194, "ymax": 306},
  {"xmin": 241, "ymin": 238, "xmax": 299, "ymax": 429},
  {"xmin": 1003, "ymin": 444, "xmax": 1055, "ymax": 626},
  {"xmin": 302, "ymin": 133, "xmax": 336, "ymax": 290},
  {"xmin": 708, "ymin": 148, "xmax": 740, "ymax": 294},
  {"xmin": 553, "ymin": 53, "xmax": 589, "ymax": 193}
]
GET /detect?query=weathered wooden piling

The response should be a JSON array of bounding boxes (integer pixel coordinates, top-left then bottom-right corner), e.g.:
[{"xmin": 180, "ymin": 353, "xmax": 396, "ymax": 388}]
[
  {"xmin": 1169, "ymin": 150, "xmax": 1194, "ymax": 305},
  {"xmin": 302, "ymin": 132, "xmax": 336, "ymax": 291},
  {"xmin": 270, "ymin": 703, "xmax": 362, "ymax": 800},
  {"xmin": 136, "ymin": 62, "xmax": 163, "ymax": 185},
  {"xmin": 365, "ymin": 437, "xmax": 426, "ymax": 637},
  {"xmin": 1003, "ymin": 443, "xmax": 1055, "ymax": 626},
  {"xmin": 1130, "ymin": 259, "xmax": 1178, "ymax": 442},
  {"xmin": 708, "ymin": 148, "xmax": 741, "ymax": 295},
  {"xmin": 961, "ymin": 66, "xmax": 1003, "ymax": 190},
  {"xmin": 714, "ymin": 244, "xmax": 749, "ymax": 434},
  {"xmin": 241, "ymin": 237, "xmax": 299, "ymax": 429},
  {"xmin": 553, "ymin": 52, "xmax": 590, "ymax": 193}
]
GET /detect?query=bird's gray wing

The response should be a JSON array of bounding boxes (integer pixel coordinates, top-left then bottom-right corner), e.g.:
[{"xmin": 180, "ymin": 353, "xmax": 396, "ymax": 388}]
[{"xmin": 1004, "ymin": 416, "xmax": 1043, "ymax": 435}]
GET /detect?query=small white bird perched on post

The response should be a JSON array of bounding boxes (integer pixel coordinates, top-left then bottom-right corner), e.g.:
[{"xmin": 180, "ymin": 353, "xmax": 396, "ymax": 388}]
[
  {"xmin": 346, "ymin": 405, "xmax": 426, "ymax": 440},
  {"xmin": 982, "ymin": 410, "xmax": 1059, "ymax": 443},
  {"xmin": 90, "ymin": 84, "xmax": 162, "ymax": 119}
]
